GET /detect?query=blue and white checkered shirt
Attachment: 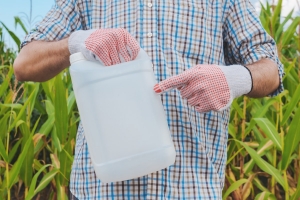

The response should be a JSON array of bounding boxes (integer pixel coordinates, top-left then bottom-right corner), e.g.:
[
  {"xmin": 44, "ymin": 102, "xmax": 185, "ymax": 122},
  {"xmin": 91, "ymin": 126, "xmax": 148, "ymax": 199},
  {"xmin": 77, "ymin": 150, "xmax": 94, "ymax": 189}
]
[{"xmin": 22, "ymin": 0, "xmax": 284, "ymax": 199}]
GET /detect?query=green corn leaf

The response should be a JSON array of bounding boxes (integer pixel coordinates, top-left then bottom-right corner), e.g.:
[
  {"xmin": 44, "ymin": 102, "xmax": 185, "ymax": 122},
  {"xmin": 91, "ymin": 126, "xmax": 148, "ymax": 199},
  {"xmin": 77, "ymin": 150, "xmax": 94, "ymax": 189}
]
[
  {"xmin": 39, "ymin": 100, "xmax": 54, "ymax": 135},
  {"xmin": 0, "ymin": 22, "xmax": 20, "ymax": 51},
  {"xmin": 227, "ymin": 140, "xmax": 236, "ymax": 162},
  {"xmin": 69, "ymin": 113, "xmax": 80, "ymax": 140},
  {"xmin": 259, "ymin": 3, "xmax": 271, "ymax": 34},
  {"xmin": 18, "ymin": 120, "xmax": 30, "ymax": 139},
  {"xmin": 264, "ymin": 151, "xmax": 275, "ymax": 169},
  {"xmin": 244, "ymin": 139, "xmax": 274, "ymax": 174},
  {"xmin": 34, "ymin": 118, "xmax": 54, "ymax": 154},
  {"xmin": 259, "ymin": 15, "xmax": 268, "ymax": 34},
  {"xmin": 0, "ymin": 111, "xmax": 10, "ymax": 139},
  {"xmin": 0, "ymin": 104, "xmax": 22, "ymax": 110},
  {"xmin": 236, "ymin": 140, "xmax": 285, "ymax": 188},
  {"xmin": 41, "ymin": 79, "xmax": 55, "ymax": 102},
  {"xmin": 6, "ymin": 135, "xmax": 32, "ymax": 189},
  {"xmin": 33, "ymin": 159, "xmax": 46, "ymax": 172},
  {"xmin": 251, "ymin": 100, "xmax": 272, "ymax": 120},
  {"xmin": 252, "ymin": 98, "xmax": 277, "ymax": 118},
  {"xmin": 26, "ymin": 164, "xmax": 50, "ymax": 200},
  {"xmin": 26, "ymin": 165, "xmax": 59, "ymax": 200},
  {"xmin": 254, "ymin": 192, "xmax": 277, "ymax": 200},
  {"xmin": 253, "ymin": 118, "xmax": 282, "ymax": 150},
  {"xmin": 50, "ymin": 154, "xmax": 60, "ymax": 169},
  {"xmin": 8, "ymin": 86, "xmax": 38, "ymax": 132},
  {"xmin": 226, "ymin": 146, "xmax": 243, "ymax": 165},
  {"xmin": 3, "ymin": 91, "xmax": 14, "ymax": 106},
  {"xmin": 252, "ymin": 177, "xmax": 269, "ymax": 193},
  {"xmin": 54, "ymin": 75, "xmax": 68, "ymax": 143},
  {"xmin": 8, "ymin": 139, "xmax": 22, "ymax": 163},
  {"xmin": 63, "ymin": 147, "xmax": 74, "ymax": 163},
  {"xmin": 282, "ymin": 59, "xmax": 297, "ymax": 81},
  {"xmin": 34, "ymin": 101, "xmax": 55, "ymax": 154},
  {"xmin": 242, "ymin": 173, "xmax": 257, "ymax": 199},
  {"xmin": 281, "ymin": 16, "xmax": 300, "ymax": 47},
  {"xmin": 55, "ymin": 175, "xmax": 64, "ymax": 200},
  {"xmin": 281, "ymin": 106, "xmax": 300, "ymax": 170},
  {"xmin": 0, "ymin": 66, "xmax": 13, "ymax": 98},
  {"xmin": 33, "ymin": 169, "xmax": 59, "ymax": 196},
  {"xmin": 245, "ymin": 119, "xmax": 256, "ymax": 137},
  {"xmin": 0, "ymin": 137, "xmax": 8, "ymax": 162},
  {"xmin": 265, "ymin": 2, "xmax": 271, "ymax": 16},
  {"xmin": 275, "ymin": 9, "xmax": 294, "ymax": 42},
  {"xmin": 51, "ymin": 127, "xmax": 62, "ymax": 152},
  {"xmin": 286, "ymin": 67, "xmax": 300, "ymax": 85},
  {"xmin": 18, "ymin": 120, "xmax": 35, "ymax": 187},
  {"xmin": 228, "ymin": 123, "xmax": 236, "ymax": 139},
  {"xmin": 20, "ymin": 136, "xmax": 34, "ymax": 187},
  {"xmin": 67, "ymin": 91, "xmax": 76, "ymax": 116},
  {"xmin": 34, "ymin": 99, "xmax": 46, "ymax": 115},
  {"xmin": 45, "ymin": 99, "xmax": 55, "ymax": 115},
  {"xmin": 33, "ymin": 133, "xmax": 47, "ymax": 155},
  {"xmin": 271, "ymin": 0, "xmax": 282, "ymax": 33},
  {"xmin": 0, "ymin": 65, "xmax": 8, "ymax": 70},
  {"xmin": 31, "ymin": 116, "xmax": 41, "ymax": 135},
  {"xmin": 14, "ymin": 16, "xmax": 28, "ymax": 34},
  {"xmin": 222, "ymin": 179, "xmax": 248, "ymax": 199},
  {"xmin": 24, "ymin": 83, "xmax": 40, "ymax": 123},
  {"xmin": 281, "ymin": 84, "xmax": 300, "ymax": 125},
  {"xmin": 58, "ymin": 141, "xmax": 72, "ymax": 185},
  {"xmin": 291, "ymin": 174, "xmax": 300, "ymax": 200},
  {"xmin": 231, "ymin": 99, "xmax": 243, "ymax": 119}
]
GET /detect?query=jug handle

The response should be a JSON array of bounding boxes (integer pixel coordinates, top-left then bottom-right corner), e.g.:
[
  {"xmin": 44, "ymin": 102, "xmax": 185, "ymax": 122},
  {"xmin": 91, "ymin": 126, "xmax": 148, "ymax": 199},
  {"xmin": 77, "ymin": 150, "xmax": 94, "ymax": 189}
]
[
  {"xmin": 70, "ymin": 48, "xmax": 151, "ymax": 66},
  {"xmin": 94, "ymin": 48, "xmax": 150, "ymax": 67}
]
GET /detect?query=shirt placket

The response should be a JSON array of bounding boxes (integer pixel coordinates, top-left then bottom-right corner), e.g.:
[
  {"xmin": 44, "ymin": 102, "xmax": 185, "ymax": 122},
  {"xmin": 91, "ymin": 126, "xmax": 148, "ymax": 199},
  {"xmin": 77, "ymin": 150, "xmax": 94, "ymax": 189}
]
[
  {"xmin": 140, "ymin": 1, "xmax": 163, "ymax": 199},
  {"xmin": 141, "ymin": 0, "xmax": 158, "ymax": 58}
]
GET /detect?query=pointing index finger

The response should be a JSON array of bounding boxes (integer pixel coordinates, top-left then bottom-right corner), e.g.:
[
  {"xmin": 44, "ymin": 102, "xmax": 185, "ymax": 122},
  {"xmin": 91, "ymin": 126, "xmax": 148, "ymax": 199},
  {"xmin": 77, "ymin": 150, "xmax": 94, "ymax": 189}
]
[{"xmin": 154, "ymin": 71, "xmax": 190, "ymax": 94}]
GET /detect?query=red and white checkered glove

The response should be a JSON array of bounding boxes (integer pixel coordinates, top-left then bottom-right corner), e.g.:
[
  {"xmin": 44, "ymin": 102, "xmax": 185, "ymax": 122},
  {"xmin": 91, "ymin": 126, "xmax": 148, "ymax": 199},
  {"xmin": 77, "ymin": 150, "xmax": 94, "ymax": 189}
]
[
  {"xmin": 68, "ymin": 28, "xmax": 140, "ymax": 66},
  {"xmin": 154, "ymin": 64, "xmax": 252, "ymax": 112}
]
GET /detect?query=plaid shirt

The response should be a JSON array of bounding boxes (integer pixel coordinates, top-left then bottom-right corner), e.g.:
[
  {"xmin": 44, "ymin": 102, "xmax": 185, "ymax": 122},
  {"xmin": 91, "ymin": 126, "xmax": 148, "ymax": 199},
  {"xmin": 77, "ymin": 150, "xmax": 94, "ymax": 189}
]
[{"xmin": 22, "ymin": 0, "xmax": 284, "ymax": 199}]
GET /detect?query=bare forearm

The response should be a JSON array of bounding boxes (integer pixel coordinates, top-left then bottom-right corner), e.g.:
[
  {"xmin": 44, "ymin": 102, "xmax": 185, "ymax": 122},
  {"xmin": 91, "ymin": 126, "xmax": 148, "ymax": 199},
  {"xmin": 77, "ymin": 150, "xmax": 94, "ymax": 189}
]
[
  {"xmin": 13, "ymin": 38, "xmax": 70, "ymax": 82},
  {"xmin": 245, "ymin": 59, "xmax": 280, "ymax": 98}
]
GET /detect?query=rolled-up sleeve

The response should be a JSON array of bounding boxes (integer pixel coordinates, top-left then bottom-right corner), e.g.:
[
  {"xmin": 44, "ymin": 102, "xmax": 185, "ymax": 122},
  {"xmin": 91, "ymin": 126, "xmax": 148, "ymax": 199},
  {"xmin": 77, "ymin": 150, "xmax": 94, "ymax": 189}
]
[
  {"xmin": 223, "ymin": 0, "xmax": 284, "ymax": 96},
  {"xmin": 21, "ymin": 0, "xmax": 82, "ymax": 48}
]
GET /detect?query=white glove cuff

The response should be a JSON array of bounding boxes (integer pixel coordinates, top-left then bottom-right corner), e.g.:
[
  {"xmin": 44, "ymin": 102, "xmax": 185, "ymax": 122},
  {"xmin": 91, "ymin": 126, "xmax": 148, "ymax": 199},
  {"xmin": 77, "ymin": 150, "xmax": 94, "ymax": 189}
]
[
  {"xmin": 218, "ymin": 65, "xmax": 252, "ymax": 99},
  {"xmin": 68, "ymin": 29, "xmax": 95, "ymax": 55}
]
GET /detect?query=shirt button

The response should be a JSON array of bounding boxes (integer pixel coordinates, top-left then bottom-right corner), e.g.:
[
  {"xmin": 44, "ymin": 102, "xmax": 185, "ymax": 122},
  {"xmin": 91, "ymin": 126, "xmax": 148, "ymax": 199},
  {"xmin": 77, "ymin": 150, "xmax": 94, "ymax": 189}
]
[
  {"xmin": 147, "ymin": 3, "xmax": 153, "ymax": 7},
  {"xmin": 147, "ymin": 32, "xmax": 153, "ymax": 37}
]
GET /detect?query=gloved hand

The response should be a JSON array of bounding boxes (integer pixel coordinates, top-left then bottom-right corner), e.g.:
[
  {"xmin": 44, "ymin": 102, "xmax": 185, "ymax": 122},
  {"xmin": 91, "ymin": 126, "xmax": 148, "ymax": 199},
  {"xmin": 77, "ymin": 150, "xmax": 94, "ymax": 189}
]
[
  {"xmin": 68, "ymin": 28, "xmax": 140, "ymax": 66},
  {"xmin": 154, "ymin": 64, "xmax": 252, "ymax": 112}
]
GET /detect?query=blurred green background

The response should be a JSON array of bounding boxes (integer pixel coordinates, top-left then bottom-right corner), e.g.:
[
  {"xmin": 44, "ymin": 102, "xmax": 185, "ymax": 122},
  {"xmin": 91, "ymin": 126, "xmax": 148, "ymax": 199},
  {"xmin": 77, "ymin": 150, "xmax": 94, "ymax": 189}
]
[{"xmin": 0, "ymin": 0, "xmax": 299, "ymax": 199}]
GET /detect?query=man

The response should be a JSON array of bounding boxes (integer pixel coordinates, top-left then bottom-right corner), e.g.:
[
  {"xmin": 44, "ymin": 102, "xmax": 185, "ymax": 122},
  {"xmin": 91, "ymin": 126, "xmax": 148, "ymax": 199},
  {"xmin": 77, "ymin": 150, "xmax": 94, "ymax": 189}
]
[{"xmin": 13, "ymin": 0, "xmax": 284, "ymax": 199}]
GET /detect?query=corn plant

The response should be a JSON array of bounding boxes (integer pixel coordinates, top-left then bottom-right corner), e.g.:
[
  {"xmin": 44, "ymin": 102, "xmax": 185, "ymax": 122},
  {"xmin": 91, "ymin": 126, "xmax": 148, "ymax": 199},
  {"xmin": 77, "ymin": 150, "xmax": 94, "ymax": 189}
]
[
  {"xmin": 223, "ymin": 0, "xmax": 300, "ymax": 199},
  {"xmin": 0, "ymin": 0, "xmax": 299, "ymax": 199},
  {"xmin": 0, "ymin": 64, "xmax": 79, "ymax": 199},
  {"xmin": 0, "ymin": 27, "xmax": 16, "ymax": 66},
  {"xmin": 0, "ymin": 24, "xmax": 79, "ymax": 199}
]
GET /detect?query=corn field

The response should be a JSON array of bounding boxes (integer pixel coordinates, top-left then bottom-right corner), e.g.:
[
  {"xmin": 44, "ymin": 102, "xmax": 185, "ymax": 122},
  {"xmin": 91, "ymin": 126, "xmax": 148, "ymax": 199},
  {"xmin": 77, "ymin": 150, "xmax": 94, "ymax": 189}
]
[{"xmin": 0, "ymin": 1, "xmax": 299, "ymax": 199}]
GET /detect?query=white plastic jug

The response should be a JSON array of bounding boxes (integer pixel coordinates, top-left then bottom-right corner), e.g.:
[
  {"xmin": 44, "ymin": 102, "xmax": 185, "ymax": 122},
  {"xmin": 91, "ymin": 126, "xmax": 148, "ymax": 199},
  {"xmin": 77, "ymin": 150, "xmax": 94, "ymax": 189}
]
[{"xmin": 69, "ymin": 49, "xmax": 176, "ymax": 183}]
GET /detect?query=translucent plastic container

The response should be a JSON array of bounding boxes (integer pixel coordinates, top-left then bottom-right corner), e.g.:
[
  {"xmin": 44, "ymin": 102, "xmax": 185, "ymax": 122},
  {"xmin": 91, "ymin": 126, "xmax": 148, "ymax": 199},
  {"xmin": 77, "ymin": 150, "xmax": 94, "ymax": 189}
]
[{"xmin": 69, "ymin": 49, "xmax": 176, "ymax": 183}]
